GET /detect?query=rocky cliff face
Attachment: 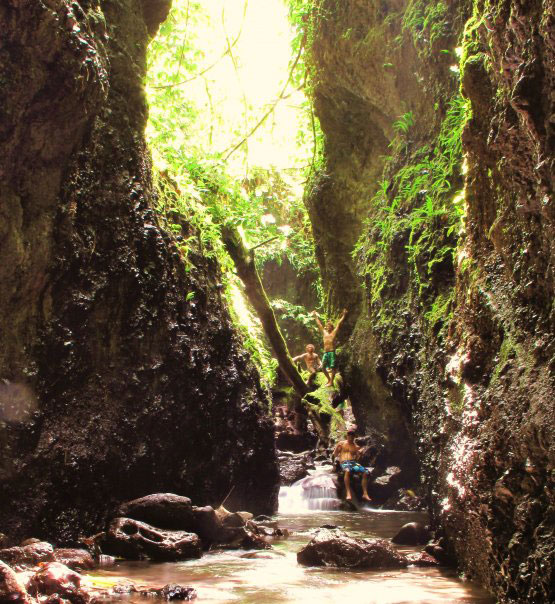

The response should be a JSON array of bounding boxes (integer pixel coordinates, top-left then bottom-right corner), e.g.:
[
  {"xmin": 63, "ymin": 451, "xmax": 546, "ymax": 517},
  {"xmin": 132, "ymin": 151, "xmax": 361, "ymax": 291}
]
[
  {"xmin": 0, "ymin": 0, "xmax": 278, "ymax": 544},
  {"xmin": 305, "ymin": 0, "xmax": 554, "ymax": 600}
]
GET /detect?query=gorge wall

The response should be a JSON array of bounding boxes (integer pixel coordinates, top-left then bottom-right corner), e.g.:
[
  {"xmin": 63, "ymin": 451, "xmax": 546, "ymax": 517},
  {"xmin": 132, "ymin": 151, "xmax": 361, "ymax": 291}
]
[
  {"xmin": 305, "ymin": 0, "xmax": 554, "ymax": 601},
  {"xmin": 0, "ymin": 0, "xmax": 278, "ymax": 544}
]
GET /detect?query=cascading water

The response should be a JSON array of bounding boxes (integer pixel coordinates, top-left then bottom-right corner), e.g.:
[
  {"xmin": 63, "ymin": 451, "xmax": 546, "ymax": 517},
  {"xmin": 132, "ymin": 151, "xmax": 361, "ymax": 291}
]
[{"xmin": 279, "ymin": 463, "xmax": 342, "ymax": 513}]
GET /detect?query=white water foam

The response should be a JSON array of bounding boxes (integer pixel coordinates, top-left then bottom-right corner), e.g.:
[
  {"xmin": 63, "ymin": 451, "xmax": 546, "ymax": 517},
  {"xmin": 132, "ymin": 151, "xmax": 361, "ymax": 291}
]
[{"xmin": 278, "ymin": 464, "xmax": 342, "ymax": 513}]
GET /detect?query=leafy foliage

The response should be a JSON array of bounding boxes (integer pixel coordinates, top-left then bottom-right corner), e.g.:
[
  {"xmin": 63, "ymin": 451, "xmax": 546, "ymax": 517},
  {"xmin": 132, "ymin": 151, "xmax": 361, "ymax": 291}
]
[
  {"xmin": 146, "ymin": 0, "xmax": 324, "ymax": 387},
  {"xmin": 353, "ymin": 94, "xmax": 470, "ymax": 327},
  {"xmin": 401, "ymin": 0, "xmax": 450, "ymax": 49}
]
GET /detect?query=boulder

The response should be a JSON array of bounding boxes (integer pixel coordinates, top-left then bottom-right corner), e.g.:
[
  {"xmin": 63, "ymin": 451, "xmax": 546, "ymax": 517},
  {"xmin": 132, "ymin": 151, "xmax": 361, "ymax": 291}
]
[
  {"xmin": 297, "ymin": 529, "xmax": 408, "ymax": 569},
  {"xmin": 368, "ymin": 466, "xmax": 403, "ymax": 500},
  {"xmin": 0, "ymin": 541, "xmax": 54, "ymax": 566},
  {"xmin": 279, "ymin": 453, "xmax": 310, "ymax": 486},
  {"xmin": 384, "ymin": 489, "xmax": 426, "ymax": 511},
  {"xmin": 0, "ymin": 560, "xmax": 32, "ymax": 604},
  {"xmin": 101, "ymin": 518, "xmax": 201, "ymax": 561},
  {"xmin": 116, "ymin": 494, "xmax": 194, "ymax": 531},
  {"xmin": 391, "ymin": 522, "xmax": 431, "ymax": 546},
  {"xmin": 424, "ymin": 541, "xmax": 455, "ymax": 566},
  {"xmin": 276, "ymin": 431, "xmax": 317, "ymax": 454},
  {"xmin": 406, "ymin": 552, "xmax": 440, "ymax": 567},
  {"xmin": 28, "ymin": 562, "xmax": 87, "ymax": 604},
  {"xmin": 188, "ymin": 507, "xmax": 269, "ymax": 550},
  {"xmin": 52, "ymin": 550, "xmax": 95, "ymax": 571},
  {"xmin": 216, "ymin": 507, "xmax": 250, "ymax": 529},
  {"xmin": 190, "ymin": 507, "xmax": 222, "ymax": 546}
]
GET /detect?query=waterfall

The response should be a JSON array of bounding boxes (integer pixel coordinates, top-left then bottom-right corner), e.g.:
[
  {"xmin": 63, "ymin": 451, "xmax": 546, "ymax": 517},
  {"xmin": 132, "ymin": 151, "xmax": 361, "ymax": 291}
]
[{"xmin": 278, "ymin": 463, "xmax": 342, "ymax": 513}]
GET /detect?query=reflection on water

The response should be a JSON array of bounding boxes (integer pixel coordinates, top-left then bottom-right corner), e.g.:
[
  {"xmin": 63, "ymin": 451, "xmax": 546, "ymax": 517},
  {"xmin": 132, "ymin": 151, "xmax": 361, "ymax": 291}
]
[{"xmin": 85, "ymin": 509, "xmax": 494, "ymax": 604}]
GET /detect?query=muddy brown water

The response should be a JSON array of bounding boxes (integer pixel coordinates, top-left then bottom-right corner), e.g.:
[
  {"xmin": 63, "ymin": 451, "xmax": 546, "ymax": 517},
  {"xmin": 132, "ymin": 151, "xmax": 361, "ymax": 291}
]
[{"xmin": 85, "ymin": 508, "xmax": 494, "ymax": 604}]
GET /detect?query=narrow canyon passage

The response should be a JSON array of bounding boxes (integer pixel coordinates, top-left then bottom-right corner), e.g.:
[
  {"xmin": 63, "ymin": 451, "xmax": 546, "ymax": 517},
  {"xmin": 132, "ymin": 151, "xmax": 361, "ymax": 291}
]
[{"xmin": 1, "ymin": 0, "xmax": 553, "ymax": 603}]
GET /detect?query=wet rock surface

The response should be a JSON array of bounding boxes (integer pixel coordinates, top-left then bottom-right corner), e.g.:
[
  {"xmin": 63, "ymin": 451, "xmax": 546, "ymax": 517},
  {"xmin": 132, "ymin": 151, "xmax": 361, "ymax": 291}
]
[
  {"xmin": 297, "ymin": 528, "xmax": 408, "ymax": 569},
  {"xmin": 27, "ymin": 562, "xmax": 82, "ymax": 600},
  {"xmin": 116, "ymin": 494, "xmax": 194, "ymax": 531},
  {"xmin": 138, "ymin": 584, "xmax": 196, "ymax": 601},
  {"xmin": 391, "ymin": 522, "xmax": 431, "ymax": 546},
  {"xmin": 52, "ymin": 550, "xmax": 94, "ymax": 572},
  {"xmin": 0, "ymin": 542, "xmax": 54, "ymax": 567},
  {"xmin": 0, "ymin": 0, "xmax": 279, "ymax": 543},
  {"xmin": 278, "ymin": 451, "xmax": 312, "ymax": 486},
  {"xmin": 101, "ymin": 518, "xmax": 202, "ymax": 561},
  {"xmin": 304, "ymin": 0, "xmax": 555, "ymax": 601},
  {"xmin": 0, "ymin": 560, "xmax": 31, "ymax": 604},
  {"xmin": 406, "ymin": 552, "xmax": 440, "ymax": 568}
]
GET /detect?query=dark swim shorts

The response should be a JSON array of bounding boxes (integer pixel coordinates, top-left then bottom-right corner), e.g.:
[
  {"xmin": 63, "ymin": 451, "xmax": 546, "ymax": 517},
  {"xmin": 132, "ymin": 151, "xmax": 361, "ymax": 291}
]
[
  {"xmin": 340, "ymin": 461, "xmax": 369, "ymax": 474},
  {"xmin": 322, "ymin": 350, "xmax": 336, "ymax": 369}
]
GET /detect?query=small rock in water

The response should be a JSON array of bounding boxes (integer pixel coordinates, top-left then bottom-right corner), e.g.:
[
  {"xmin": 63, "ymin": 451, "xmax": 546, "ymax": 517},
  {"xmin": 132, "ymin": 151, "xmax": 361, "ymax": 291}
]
[
  {"xmin": 297, "ymin": 528, "xmax": 408, "ymax": 569},
  {"xmin": 157, "ymin": 584, "xmax": 197, "ymax": 601},
  {"xmin": 406, "ymin": 552, "xmax": 440, "ymax": 567},
  {"xmin": 53, "ymin": 549, "xmax": 95, "ymax": 571},
  {"xmin": 391, "ymin": 522, "xmax": 431, "ymax": 545},
  {"xmin": 424, "ymin": 542, "xmax": 455, "ymax": 566}
]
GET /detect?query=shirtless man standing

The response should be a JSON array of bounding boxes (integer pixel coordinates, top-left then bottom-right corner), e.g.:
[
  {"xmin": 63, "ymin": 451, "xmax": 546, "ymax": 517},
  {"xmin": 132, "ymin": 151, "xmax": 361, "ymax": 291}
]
[
  {"xmin": 333, "ymin": 427, "xmax": 372, "ymax": 502},
  {"xmin": 311, "ymin": 309, "xmax": 347, "ymax": 387},
  {"xmin": 292, "ymin": 344, "xmax": 321, "ymax": 374}
]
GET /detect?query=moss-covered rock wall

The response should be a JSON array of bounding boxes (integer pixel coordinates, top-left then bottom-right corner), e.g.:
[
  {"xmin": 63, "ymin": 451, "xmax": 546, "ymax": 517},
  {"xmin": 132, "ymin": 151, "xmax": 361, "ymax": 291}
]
[
  {"xmin": 305, "ymin": 0, "xmax": 554, "ymax": 600},
  {"xmin": 0, "ymin": 0, "xmax": 278, "ymax": 544}
]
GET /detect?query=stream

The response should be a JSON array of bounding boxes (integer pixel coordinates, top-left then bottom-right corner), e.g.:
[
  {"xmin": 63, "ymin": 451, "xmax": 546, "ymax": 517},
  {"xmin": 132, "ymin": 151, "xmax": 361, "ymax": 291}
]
[{"xmin": 85, "ymin": 466, "xmax": 494, "ymax": 604}]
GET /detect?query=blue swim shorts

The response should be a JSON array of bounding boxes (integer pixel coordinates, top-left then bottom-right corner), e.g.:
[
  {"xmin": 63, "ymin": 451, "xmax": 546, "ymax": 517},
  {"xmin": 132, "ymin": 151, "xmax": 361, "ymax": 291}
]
[{"xmin": 340, "ymin": 461, "xmax": 369, "ymax": 474}]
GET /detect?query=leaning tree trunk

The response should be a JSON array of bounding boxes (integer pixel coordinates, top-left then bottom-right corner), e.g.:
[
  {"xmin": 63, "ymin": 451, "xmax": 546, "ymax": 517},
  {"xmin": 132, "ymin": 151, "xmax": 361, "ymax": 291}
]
[{"xmin": 221, "ymin": 225, "xmax": 309, "ymax": 397}]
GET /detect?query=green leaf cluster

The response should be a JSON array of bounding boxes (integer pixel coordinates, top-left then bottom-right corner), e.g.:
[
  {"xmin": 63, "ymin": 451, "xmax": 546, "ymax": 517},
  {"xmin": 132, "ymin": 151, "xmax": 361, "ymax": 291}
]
[{"xmin": 353, "ymin": 94, "xmax": 470, "ymax": 328}]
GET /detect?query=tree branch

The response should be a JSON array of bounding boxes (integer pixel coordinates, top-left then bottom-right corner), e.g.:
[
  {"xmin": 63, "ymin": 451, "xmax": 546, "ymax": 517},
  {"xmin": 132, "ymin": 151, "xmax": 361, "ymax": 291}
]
[
  {"xmin": 149, "ymin": 0, "xmax": 248, "ymax": 90},
  {"xmin": 222, "ymin": 34, "xmax": 306, "ymax": 162}
]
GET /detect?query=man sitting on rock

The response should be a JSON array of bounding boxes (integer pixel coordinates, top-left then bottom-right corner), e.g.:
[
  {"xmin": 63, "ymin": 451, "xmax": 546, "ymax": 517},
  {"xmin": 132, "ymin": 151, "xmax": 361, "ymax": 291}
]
[{"xmin": 333, "ymin": 427, "xmax": 372, "ymax": 502}]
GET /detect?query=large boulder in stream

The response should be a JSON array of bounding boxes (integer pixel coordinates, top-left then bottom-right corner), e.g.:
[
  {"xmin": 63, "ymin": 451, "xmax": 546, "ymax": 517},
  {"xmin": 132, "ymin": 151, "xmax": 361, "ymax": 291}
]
[
  {"xmin": 101, "ymin": 518, "xmax": 201, "ymax": 561},
  {"xmin": 297, "ymin": 528, "xmax": 408, "ymax": 569},
  {"xmin": 117, "ymin": 493, "xmax": 194, "ymax": 531}
]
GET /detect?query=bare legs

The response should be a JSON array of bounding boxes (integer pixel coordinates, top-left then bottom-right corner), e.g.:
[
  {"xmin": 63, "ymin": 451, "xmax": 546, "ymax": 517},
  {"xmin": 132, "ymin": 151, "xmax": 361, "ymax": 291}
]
[
  {"xmin": 362, "ymin": 474, "xmax": 372, "ymax": 501},
  {"xmin": 344, "ymin": 470, "xmax": 353, "ymax": 500},
  {"xmin": 323, "ymin": 367, "xmax": 336, "ymax": 387},
  {"xmin": 343, "ymin": 471, "xmax": 372, "ymax": 502}
]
